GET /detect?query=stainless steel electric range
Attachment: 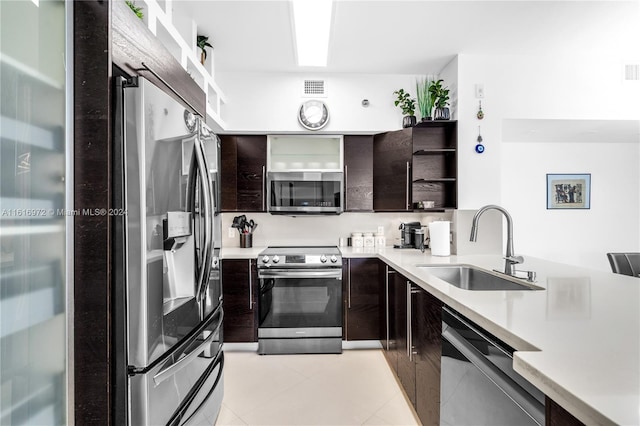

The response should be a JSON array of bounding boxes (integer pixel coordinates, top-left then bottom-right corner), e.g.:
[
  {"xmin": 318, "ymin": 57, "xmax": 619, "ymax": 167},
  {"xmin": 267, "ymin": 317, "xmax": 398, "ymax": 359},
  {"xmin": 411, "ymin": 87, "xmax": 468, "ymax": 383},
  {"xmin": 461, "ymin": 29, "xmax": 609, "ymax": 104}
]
[{"xmin": 256, "ymin": 246, "xmax": 343, "ymax": 355}]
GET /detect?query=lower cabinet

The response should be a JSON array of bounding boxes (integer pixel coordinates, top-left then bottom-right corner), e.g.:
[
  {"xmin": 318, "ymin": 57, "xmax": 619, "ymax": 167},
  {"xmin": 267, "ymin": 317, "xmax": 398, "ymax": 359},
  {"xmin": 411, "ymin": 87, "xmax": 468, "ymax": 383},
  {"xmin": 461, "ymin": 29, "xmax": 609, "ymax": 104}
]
[
  {"xmin": 342, "ymin": 258, "xmax": 383, "ymax": 340},
  {"xmin": 413, "ymin": 285, "xmax": 442, "ymax": 425},
  {"xmin": 383, "ymin": 264, "xmax": 442, "ymax": 425},
  {"xmin": 221, "ymin": 259, "xmax": 258, "ymax": 342}
]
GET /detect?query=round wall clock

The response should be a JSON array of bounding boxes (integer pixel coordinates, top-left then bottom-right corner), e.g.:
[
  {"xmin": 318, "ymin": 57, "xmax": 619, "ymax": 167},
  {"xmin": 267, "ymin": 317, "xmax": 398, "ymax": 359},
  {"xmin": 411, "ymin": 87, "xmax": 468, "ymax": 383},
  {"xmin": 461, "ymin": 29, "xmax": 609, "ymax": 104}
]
[{"xmin": 298, "ymin": 100, "xmax": 329, "ymax": 130}]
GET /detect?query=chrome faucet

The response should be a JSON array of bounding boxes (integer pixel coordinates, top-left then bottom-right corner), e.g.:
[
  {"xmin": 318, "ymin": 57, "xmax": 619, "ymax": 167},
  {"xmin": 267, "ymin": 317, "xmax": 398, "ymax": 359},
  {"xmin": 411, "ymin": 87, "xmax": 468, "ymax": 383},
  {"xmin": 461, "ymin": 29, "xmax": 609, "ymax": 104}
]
[{"xmin": 470, "ymin": 205, "xmax": 524, "ymax": 277}]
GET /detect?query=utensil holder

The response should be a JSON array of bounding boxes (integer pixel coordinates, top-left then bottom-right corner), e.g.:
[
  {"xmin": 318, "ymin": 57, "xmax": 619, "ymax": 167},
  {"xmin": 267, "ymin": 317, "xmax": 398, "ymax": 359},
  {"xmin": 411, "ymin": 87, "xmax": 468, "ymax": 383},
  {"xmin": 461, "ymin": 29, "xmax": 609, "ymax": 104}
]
[{"xmin": 239, "ymin": 233, "xmax": 253, "ymax": 248}]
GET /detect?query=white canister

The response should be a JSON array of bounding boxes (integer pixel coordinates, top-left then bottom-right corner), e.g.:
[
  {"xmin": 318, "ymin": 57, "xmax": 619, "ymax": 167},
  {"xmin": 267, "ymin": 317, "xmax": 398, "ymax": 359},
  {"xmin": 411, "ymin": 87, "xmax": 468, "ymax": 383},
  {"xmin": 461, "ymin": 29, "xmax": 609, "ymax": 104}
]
[
  {"xmin": 363, "ymin": 232, "xmax": 375, "ymax": 248},
  {"xmin": 374, "ymin": 232, "xmax": 386, "ymax": 248},
  {"xmin": 351, "ymin": 232, "xmax": 363, "ymax": 248},
  {"xmin": 429, "ymin": 221, "xmax": 451, "ymax": 256}
]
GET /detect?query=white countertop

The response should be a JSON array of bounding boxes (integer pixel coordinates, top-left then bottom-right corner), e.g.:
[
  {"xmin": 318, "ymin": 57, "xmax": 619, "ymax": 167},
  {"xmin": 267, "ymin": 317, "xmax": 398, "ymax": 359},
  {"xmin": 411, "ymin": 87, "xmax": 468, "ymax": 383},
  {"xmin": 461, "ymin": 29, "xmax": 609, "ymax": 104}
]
[{"xmin": 222, "ymin": 246, "xmax": 640, "ymax": 425}]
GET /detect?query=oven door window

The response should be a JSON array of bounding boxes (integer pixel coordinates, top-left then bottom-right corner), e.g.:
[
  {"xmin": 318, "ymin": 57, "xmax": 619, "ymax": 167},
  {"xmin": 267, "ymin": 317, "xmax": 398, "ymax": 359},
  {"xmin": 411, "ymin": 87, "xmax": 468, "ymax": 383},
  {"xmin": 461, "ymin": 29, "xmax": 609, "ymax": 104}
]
[
  {"xmin": 270, "ymin": 180, "xmax": 341, "ymax": 208},
  {"xmin": 259, "ymin": 277, "xmax": 342, "ymax": 328}
]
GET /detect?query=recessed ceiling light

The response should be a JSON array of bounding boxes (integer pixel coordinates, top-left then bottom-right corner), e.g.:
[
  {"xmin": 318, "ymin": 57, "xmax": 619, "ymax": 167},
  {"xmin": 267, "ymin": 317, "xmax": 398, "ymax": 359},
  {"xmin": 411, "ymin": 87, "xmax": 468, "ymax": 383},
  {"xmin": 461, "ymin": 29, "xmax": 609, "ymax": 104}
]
[{"xmin": 292, "ymin": 0, "xmax": 333, "ymax": 67}]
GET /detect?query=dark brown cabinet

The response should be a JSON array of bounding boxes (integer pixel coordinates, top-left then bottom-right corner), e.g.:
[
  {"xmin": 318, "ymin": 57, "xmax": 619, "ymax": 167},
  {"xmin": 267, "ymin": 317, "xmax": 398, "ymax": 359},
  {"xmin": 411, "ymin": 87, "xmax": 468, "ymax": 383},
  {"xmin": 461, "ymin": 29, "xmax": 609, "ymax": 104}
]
[
  {"xmin": 373, "ymin": 129, "xmax": 413, "ymax": 211},
  {"xmin": 395, "ymin": 275, "xmax": 415, "ymax": 406},
  {"xmin": 373, "ymin": 122, "xmax": 458, "ymax": 211},
  {"xmin": 342, "ymin": 258, "xmax": 382, "ymax": 340},
  {"xmin": 344, "ymin": 135, "xmax": 374, "ymax": 211},
  {"xmin": 383, "ymin": 263, "xmax": 442, "ymax": 425},
  {"xmin": 220, "ymin": 135, "xmax": 267, "ymax": 212},
  {"xmin": 382, "ymin": 265, "xmax": 397, "ymax": 371},
  {"xmin": 413, "ymin": 286, "xmax": 442, "ymax": 425},
  {"xmin": 221, "ymin": 259, "xmax": 258, "ymax": 342}
]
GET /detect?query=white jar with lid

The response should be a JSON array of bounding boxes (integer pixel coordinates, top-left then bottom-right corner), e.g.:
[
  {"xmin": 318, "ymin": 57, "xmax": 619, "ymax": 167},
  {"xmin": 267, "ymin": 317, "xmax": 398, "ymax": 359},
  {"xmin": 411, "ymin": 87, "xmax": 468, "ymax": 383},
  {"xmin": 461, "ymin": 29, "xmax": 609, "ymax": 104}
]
[
  {"xmin": 351, "ymin": 232, "xmax": 363, "ymax": 248},
  {"xmin": 363, "ymin": 232, "xmax": 375, "ymax": 248},
  {"xmin": 374, "ymin": 232, "xmax": 386, "ymax": 248}
]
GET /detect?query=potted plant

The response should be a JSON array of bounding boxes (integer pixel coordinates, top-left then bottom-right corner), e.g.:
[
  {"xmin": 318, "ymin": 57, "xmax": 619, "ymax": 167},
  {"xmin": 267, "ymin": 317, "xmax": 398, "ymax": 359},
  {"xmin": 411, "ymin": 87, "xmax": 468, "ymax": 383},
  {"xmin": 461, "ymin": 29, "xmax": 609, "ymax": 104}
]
[
  {"xmin": 197, "ymin": 35, "xmax": 213, "ymax": 65},
  {"xmin": 429, "ymin": 79, "xmax": 451, "ymax": 120},
  {"xmin": 125, "ymin": 0, "xmax": 144, "ymax": 19},
  {"xmin": 393, "ymin": 89, "xmax": 417, "ymax": 128},
  {"xmin": 416, "ymin": 76, "xmax": 435, "ymax": 122}
]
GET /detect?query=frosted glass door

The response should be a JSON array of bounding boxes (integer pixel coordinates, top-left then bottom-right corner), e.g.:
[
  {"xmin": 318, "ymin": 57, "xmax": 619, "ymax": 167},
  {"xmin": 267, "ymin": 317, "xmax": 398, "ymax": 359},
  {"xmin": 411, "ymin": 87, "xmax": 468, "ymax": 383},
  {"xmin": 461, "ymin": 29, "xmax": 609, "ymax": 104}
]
[{"xmin": 0, "ymin": 1, "xmax": 68, "ymax": 425}]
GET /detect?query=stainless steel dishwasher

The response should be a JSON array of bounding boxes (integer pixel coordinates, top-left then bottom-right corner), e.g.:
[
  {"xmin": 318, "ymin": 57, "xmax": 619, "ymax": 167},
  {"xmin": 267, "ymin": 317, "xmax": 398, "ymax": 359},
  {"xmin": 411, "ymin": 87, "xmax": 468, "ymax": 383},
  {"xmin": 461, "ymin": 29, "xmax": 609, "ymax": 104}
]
[{"xmin": 440, "ymin": 306, "xmax": 545, "ymax": 426}]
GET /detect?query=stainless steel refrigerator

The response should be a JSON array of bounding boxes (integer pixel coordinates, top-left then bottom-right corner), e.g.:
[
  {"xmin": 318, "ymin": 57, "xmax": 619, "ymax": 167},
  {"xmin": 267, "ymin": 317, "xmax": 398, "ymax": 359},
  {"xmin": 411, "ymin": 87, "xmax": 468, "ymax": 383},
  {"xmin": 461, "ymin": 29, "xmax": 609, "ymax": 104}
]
[{"xmin": 113, "ymin": 75, "xmax": 223, "ymax": 425}]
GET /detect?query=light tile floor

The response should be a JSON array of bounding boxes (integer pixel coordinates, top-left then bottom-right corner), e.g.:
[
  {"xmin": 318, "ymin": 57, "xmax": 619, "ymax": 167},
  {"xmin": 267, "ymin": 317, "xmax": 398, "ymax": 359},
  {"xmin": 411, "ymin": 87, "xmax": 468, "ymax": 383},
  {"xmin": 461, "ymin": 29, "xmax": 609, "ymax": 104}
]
[{"xmin": 215, "ymin": 349, "xmax": 419, "ymax": 426}]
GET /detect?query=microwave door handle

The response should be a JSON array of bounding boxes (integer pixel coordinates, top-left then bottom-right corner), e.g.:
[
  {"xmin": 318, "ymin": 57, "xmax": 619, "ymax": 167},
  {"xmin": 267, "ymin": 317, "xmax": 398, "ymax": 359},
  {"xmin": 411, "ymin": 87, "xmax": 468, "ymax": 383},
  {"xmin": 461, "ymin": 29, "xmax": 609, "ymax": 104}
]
[{"xmin": 153, "ymin": 310, "xmax": 224, "ymax": 386}]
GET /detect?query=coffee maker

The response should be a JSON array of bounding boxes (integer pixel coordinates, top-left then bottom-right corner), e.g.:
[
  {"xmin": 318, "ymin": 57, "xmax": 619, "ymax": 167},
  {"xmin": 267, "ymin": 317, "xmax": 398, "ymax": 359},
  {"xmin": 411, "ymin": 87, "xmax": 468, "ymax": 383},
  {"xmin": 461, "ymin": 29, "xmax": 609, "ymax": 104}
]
[{"xmin": 394, "ymin": 222, "xmax": 422, "ymax": 248}]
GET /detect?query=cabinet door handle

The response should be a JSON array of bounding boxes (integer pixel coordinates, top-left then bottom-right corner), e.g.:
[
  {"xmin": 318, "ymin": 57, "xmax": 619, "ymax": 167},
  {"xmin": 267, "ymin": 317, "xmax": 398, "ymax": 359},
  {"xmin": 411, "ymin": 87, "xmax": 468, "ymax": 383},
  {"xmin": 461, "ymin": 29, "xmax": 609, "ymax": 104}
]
[
  {"xmin": 385, "ymin": 265, "xmax": 390, "ymax": 350},
  {"xmin": 348, "ymin": 259, "xmax": 351, "ymax": 309},
  {"xmin": 405, "ymin": 162, "xmax": 410, "ymax": 210},
  {"xmin": 262, "ymin": 165, "xmax": 266, "ymax": 211},
  {"xmin": 248, "ymin": 259, "xmax": 253, "ymax": 310},
  {"xmin": 407, "ymin": 281, "xmax": 412, "ymax": 360}
]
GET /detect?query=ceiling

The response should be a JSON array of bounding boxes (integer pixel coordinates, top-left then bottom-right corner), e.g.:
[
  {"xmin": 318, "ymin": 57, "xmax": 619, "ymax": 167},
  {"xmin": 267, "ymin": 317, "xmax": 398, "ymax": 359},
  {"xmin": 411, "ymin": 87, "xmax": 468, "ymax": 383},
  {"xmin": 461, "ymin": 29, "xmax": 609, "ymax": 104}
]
[{"xmin": 181, "ymin": 0, "xmax": 640, "ymax": 75}]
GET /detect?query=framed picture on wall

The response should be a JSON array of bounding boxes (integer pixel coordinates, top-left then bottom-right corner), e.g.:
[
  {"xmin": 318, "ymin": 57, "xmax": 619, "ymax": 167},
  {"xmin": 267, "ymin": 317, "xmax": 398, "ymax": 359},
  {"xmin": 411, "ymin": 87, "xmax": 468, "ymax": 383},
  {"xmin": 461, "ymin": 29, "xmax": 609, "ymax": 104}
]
[{"xmin": 546, "ymin": 173, "xmax": 591, "ymax": 209}]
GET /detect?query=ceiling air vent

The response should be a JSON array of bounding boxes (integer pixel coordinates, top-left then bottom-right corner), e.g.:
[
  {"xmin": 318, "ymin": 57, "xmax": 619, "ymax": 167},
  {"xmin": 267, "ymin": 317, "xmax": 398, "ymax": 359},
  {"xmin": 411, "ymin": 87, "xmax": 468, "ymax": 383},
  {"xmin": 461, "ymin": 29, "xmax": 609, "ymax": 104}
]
[
  {"xmin": 302, "ymin": 79, "xmax": 327, "ymax": 97},
  {"xmin": 624, "ymin": 64, "xmax": 639, "ymax": 81}
]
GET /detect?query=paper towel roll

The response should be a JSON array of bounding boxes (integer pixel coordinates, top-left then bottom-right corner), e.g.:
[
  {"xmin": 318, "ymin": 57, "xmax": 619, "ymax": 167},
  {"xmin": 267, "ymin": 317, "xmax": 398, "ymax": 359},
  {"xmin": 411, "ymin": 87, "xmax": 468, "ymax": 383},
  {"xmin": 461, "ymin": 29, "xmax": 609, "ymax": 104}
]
[{"xmin": 429, "ymin": 221, "xmax": 450, "ymax": 256}]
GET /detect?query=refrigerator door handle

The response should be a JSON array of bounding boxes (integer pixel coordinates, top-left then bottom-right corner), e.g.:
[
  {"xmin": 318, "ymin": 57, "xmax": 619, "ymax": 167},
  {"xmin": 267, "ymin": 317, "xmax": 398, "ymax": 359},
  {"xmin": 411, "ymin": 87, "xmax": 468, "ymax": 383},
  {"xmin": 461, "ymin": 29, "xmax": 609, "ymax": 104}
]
[
  {"xmin": 188, "ymin": 134, "xmax": 213, "ymax": 318},
  {"xmin": 153, "ymin": 310, "xmax": 224, "ymax": 386},
  {"xmin": 195, "ymin": 133, "xmax": 214, "ymax": 306}
]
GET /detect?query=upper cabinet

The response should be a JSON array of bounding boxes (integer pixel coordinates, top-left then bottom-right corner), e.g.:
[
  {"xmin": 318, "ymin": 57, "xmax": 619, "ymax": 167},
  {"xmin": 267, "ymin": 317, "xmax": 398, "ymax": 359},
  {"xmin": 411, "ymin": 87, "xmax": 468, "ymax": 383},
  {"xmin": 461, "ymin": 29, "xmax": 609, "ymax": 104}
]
[
  {"xmin": 374, "ymin": 121, "xmax": 457, "ymax": 211},
  {"xmin": 220, "ymin": 135, "xmax": 267, "ymax": 212},
  {"xmin": 344, "ymin": 135, "xmax": 374, "ymax": 212},
  {"xmin": 373, "ymin": 129, "xmax": 414, "ymax": 211}
]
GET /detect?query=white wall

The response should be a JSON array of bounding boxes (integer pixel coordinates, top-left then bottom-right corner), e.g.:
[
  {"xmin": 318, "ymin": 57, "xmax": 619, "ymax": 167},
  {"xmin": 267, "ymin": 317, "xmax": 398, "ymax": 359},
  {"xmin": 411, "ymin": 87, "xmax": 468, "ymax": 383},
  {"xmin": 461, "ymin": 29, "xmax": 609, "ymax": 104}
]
[
  {"xmin": 216, "ymin": 72, "xmax": 429, "ymax": 133},
  {"xmin": 216, "ymin": 53, "xmax": 640, "ymax": 271},
  {"xmin": 454, "ymin": 53, "xmax": 640, "ymax": 271}
]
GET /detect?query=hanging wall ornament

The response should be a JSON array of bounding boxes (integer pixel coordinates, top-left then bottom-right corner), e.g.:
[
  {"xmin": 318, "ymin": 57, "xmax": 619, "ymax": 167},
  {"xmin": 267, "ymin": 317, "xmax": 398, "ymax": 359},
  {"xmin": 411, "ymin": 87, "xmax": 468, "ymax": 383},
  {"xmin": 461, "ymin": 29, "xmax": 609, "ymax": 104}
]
[
  {"xmin": 475, "ymin": 126, "xmax": 485, "ymax": 153},
  {"xmin": 477, "ymin": 100, "xmax": 484, "ymax": 120}
]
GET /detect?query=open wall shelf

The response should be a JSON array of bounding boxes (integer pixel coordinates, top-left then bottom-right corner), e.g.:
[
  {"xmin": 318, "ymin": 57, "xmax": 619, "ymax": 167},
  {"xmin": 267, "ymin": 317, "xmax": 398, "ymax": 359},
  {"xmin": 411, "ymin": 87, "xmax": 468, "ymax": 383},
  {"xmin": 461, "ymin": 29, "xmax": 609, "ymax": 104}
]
[{"xmin": 140, "ymin": 0, "xmax": 227, "ymax": 129}]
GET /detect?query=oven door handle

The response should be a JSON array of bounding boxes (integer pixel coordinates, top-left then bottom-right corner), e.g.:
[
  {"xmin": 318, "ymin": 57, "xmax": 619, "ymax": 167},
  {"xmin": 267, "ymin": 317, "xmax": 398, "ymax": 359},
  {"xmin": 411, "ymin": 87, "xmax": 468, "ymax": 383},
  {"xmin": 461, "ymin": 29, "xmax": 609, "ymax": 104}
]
[{"xmin": 257, "ymin": 269, "xmax": 342, "ymax": 279}]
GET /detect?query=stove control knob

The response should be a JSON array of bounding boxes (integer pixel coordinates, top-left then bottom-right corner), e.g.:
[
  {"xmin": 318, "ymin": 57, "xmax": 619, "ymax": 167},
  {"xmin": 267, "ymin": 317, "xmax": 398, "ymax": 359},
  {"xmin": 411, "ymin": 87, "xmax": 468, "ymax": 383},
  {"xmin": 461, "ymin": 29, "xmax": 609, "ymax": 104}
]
[
  {"xmin": 262, "ymin": 255, "xmax": 270, "ymax": 264},
  {"xmin": 330, "ymin": 255, "xmax": 338, "ymax": 263},
  {"xmin": 320, "ymin": 254, "xmax": 327, "ymax": 263},
  {"xmin": 272, "ymin": 255, "xmax": 280, "ymax": 264}
]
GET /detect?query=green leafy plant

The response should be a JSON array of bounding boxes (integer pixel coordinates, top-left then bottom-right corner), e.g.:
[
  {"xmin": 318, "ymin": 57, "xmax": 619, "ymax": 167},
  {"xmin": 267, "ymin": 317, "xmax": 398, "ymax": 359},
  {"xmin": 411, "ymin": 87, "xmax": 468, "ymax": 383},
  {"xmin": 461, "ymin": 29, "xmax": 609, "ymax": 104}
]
[
  {"xmin": 429, "ymin": 79, "xmax": 450, "ymax": 108},
  {"xmin": 416, "ymin": 76, "xmax": 435, "ymax": 119},
  {"xmin": 125, "ymin": 1, "xmax": 144, "ymax": 19},
  {"xmin": 393, "ymin": 89, "xmax": 416, "ymax": 116},
  {"xmin": 197, "ymin": 35, "xmax": 213, "ymax": 65}
]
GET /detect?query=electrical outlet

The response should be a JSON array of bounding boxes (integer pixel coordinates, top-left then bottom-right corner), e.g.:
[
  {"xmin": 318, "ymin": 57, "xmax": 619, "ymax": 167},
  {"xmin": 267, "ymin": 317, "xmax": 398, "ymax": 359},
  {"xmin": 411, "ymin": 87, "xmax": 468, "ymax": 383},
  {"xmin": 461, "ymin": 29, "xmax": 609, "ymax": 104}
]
[
  {"xmin": 377, "ymin": 226, "xmax": 385, "ymax": 234},
  {"xmin": 475, "ymin": 84, "xmax": 485, "ymax": 98},
  {"xmin": 228, "ymin": 227, "xmax": 235, "ymax": 238}
]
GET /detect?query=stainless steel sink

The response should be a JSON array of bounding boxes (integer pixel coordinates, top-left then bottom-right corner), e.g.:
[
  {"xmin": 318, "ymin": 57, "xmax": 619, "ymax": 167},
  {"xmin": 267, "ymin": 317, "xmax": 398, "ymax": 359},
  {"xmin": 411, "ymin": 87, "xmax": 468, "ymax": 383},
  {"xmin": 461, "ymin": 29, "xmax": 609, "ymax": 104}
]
[{"xmin": 417, "ymin": 265, "xmax": 544, "ymax": 291}]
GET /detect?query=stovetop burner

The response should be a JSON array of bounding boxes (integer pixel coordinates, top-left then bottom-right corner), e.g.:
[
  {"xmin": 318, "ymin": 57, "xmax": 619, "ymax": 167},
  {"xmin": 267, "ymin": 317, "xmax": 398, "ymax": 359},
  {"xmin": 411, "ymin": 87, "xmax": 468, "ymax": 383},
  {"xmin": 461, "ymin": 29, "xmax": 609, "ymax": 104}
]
[{"xmin": 257, "ymin": 246, "xmax": 342, "ymax": 268}]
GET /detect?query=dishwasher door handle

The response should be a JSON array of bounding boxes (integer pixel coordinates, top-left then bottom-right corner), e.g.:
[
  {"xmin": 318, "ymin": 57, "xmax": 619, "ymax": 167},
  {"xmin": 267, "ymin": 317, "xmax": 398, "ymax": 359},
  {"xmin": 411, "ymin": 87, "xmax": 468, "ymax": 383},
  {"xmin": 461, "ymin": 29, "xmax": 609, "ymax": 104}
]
[{"xmin": 442, "ymin": 326, "xmax": 545, "ymax": 426}]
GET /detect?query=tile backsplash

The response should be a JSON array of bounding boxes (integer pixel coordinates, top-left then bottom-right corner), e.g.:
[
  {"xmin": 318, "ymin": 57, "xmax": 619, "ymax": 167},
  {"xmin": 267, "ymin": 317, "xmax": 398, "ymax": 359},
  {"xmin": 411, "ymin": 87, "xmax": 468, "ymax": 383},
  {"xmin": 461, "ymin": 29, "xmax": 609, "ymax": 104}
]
[{"xmin": 222, "ymin": 211, "xmax": 453, "ymax": 249}]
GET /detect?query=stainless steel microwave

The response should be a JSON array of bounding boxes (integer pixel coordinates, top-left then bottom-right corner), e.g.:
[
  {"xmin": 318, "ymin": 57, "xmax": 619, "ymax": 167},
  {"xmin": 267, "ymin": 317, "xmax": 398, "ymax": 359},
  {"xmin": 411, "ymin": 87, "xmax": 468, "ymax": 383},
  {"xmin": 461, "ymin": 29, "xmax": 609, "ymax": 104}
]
[{"xmin": 267, "ymin": 171, "xmax": 344, "ymax": 214}]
